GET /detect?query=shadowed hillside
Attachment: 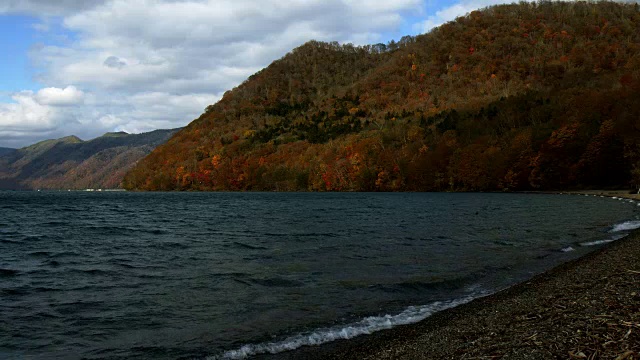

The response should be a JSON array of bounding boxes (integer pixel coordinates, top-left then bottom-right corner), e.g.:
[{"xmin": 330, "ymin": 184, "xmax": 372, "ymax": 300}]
[
  {"xmin": 0, "ymin": 147, "xmax": 15, "ymax": 157},
  {"xmin": 124, "ymin": 1, "xmax": 640, "ymax": 192},
  {"xmin": 0, "ymin": 129, "xmax": 179, "ymax": 190}
]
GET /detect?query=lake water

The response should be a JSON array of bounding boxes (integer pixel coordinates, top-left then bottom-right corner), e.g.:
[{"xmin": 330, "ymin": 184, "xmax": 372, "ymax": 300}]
[{"xmin": 1, "ymin": 191, "xmax": 639, "ymax": 359}]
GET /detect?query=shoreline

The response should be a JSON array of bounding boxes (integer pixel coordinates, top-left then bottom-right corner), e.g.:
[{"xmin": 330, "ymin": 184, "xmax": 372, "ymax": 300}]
[
  {"xmin": 528, "ymin": 189, "xmax": 640, "ymax": 201},
  {"xmin": 562, "ymin": 190, "xmax": 640, "ymax": 201},
  {"xmin": 261, "ymin": 230, "xmax": 640, "ymax": 359}
]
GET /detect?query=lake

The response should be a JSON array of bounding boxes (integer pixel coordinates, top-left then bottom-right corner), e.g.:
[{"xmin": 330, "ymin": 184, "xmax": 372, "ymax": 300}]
[{"xmin": 1, "ymin": 191, "xmax": 638, "ymax": 359}]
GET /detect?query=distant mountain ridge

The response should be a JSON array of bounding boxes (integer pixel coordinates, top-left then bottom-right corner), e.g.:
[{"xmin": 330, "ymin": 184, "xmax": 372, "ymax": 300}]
[{"xmin": 0, "ymin": 129, "xmax": 180, "ymax": 190}]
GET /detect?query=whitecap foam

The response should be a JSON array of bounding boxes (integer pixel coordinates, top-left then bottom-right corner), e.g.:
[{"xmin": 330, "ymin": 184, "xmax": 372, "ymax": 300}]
[
  {"xmin": 581, "ymin": 239, "xmax": 614, "ymax": 246},
  {"xmin": 581, "ymin": 234, "xmax": 628, "ymax": 247},
  {"xmin": 561, "ymin": 246, "xmax": 575, "ymax": 252},
  {"xmin": 211, "ymin": 295, "xmax": 480, "ymax": 360},
  {"xmin": 610, "ymin": 220, "xmax": 640, "ymax": 233}
]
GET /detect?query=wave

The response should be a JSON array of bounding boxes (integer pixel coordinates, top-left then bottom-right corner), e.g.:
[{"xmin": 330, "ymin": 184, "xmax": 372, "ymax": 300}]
[
  {"xmin": 371, "ymin": 276, "xmax": 477, "ymax": 294},
  {"xmin": 581, "ymin": 234, "xmax": 628, "ymax": 247},
  {"xmin": 560, "ymin": 246, "xmax": 575, "ymax": 252},
  {"xmin": 51, "ymin": 251, "xmax": 82, "ymax": 258},
  {"xmin": 0, "ymin": 238, "xmax": 19, "ymax": 244},
  {"xmin": 231, "ymin": 242, "xmax": 268, "ymax": 250},
  {"xmin": 43, "ymin": 221, "xmax": 68, "ymax": 226},
  {"xmin": 2, "ymin": 287, "xmax": 27, "ymax": 296},
  {"xmin": 581, "ymin": 239, "xmax": 614, "ymax": 247},
  {"xmin": 156, "ymin": 241, "xmax": 188, "ymax": 249},
  {"xmin": 0, "ymin": 268, "xmax": 19, "ymax": 277},
  {"xmin": 68, "ymin": 268, "xmax": 112, "ymax": 276},
  {"xmin": 22, "ymin": 235, "xmax": 50, "ymax": 243},
  {"xmin": 610, "ymin": 220, "xmax": 640, "ymax": 233},
  {"xmin": 46, "ymin": 260, "xmax": 62, "ymax": 267},
  {"xmin": 84, "ymin": 225, "xmax": 169, "ymax": 237},
  {"xmin": 28, "ymin": 250, "xmax": 52, "ymax": 257},
  {"xmin": 246, "ymin": 277, "xmax": 304, "ymax": 288},
  {"xmin": 212, "ymin": 295, "xmax": 480, "ymax": 360},
  {"xmin": 296, "ymin": 232, "xmax": 339, "ymax": 238}
]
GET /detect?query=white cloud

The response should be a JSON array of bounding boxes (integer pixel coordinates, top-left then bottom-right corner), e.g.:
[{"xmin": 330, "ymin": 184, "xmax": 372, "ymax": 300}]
[
  {"xmin": 1, "ymin": 0, "xmax": 423, "ymax": 147},
  {"xmin": 414, "ymin": 0, "xmax": 514, "ymax": 33},
  {"xmin": 0, "ymin": 91, "xmax": 55, "ymax": 130},
  {"xmin": 0, "ymin": 88, "xmax": 211, "ymax": 147},
  {"xmin": 35, "ymin": 86, "xmax": 85, "ymax": 106},
  {"xmin": 97, "ymin": 114, "xmax": 124, "ymax": 127},
  {"xmin": 0, "ymin": 0, "xmax": 106, "ymax": 16},
  {"xmin": 0, "ymin": 91, "xmax": 63, "ymax": 147},
  {"xmin": 37, "ymin": 0, "xmax": 422, "ymax": 94}
]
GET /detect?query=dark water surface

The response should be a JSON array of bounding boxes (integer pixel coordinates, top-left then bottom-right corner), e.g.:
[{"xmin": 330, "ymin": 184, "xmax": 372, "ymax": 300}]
[{"xmin": 1, "ymin": 191, "xmax": 638, "ymax": 359}]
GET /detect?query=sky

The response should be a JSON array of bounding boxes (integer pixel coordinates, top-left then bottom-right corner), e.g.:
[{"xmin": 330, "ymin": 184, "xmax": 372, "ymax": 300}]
[{"xmin": 0, "ymin": 0, "xmax": 519, "ymax": 148}]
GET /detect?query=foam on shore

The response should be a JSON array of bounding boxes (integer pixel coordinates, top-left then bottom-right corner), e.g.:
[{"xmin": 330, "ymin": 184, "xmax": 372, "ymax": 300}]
[
  {"xmin": 610, "ymin": 220, "xmax": 640, "ymax": 233},
  {"xmin": 212, "ymin": 295, "xmax": 482, "ymax": 360}
]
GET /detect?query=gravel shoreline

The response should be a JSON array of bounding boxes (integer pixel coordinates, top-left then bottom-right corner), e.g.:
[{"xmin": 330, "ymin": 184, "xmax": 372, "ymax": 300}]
[{"xmin": 264, "ymin": 231, "xmax": 640, "ymax": 360}]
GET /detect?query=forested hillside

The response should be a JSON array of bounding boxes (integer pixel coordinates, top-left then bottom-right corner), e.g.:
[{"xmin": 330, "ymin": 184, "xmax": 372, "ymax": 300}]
[
  {"xmin": 0, "ymin": 129, "xmax": 179, "ymax": 190},
  {"xmin": 124, "ymin": 1, "xmax": 640, "ymax": 192},
  {"xmin": 0, "ymin": 147, "xmax": 15, "ymax": 157}
]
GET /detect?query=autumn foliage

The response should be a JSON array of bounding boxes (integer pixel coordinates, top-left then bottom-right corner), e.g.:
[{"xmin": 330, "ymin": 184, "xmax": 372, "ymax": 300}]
[{"xmin": 123, "ymin": 1, "xmax": 640, "ymax": 192}]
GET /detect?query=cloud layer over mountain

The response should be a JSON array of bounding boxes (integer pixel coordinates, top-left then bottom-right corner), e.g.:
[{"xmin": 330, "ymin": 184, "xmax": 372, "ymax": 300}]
[{"xmin": 0, "ymin": 0, "xmax": 526, "ymax": 147}]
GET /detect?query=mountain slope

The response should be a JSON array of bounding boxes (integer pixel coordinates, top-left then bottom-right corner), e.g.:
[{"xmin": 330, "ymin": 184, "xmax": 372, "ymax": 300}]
[
  {"xmin": 124, "ymin": 1, "xmax": 640, "ymax": 192},
  {"xmin": 0, "ymin": 147, "xmax": 15, "ymax": 157},
  {"xmin": 0, "ymin": 129, "xmax": 180, "ymax": 190}
]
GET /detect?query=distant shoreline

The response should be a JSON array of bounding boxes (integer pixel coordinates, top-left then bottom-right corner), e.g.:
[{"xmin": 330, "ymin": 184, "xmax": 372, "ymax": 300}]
[
  {"xmin": 559, "ymin": 189, "xmax": 640, "ymax": 201},
  {"xmin": 11, "ymin": 188, "xmax": 638, "ymax": 195},
  {"xmin": 0, "ymin": 188, "xmax": 126, "ymax": 192},
  {"xmin": 265, "ymin": 221, "xmax": 640, "ymax": 359}
]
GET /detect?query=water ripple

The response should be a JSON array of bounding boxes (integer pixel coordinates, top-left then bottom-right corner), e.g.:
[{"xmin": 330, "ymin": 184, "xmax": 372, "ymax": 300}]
[{"xmin": 0, "ymin": 191, "xmax": 637, "ymax": 359}]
